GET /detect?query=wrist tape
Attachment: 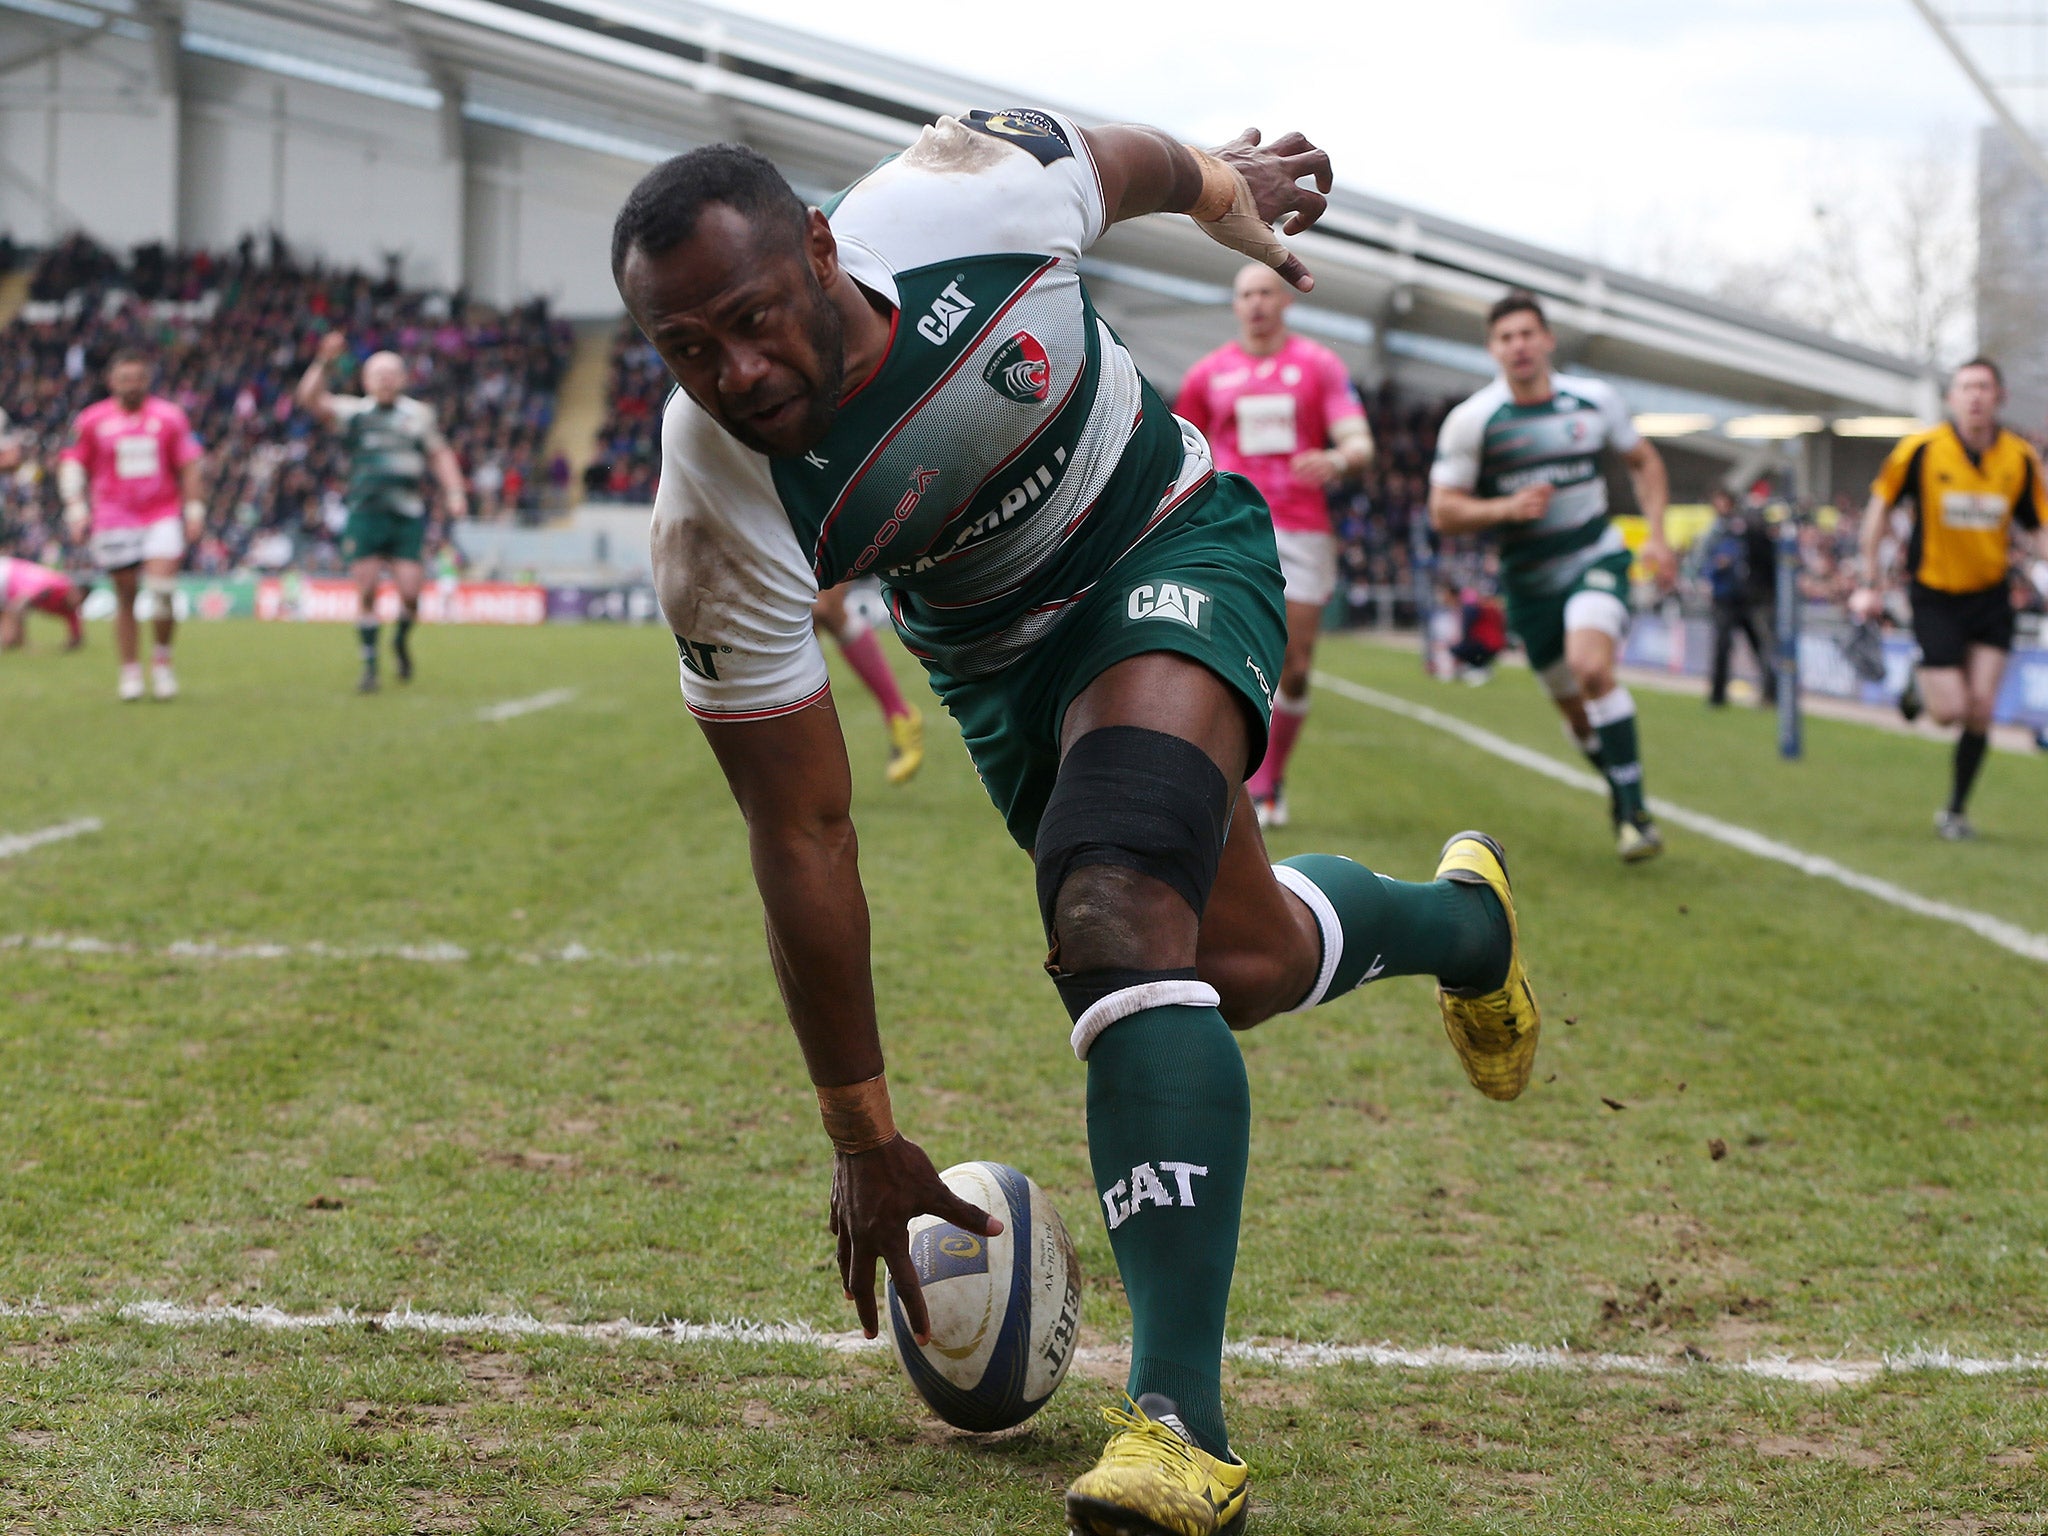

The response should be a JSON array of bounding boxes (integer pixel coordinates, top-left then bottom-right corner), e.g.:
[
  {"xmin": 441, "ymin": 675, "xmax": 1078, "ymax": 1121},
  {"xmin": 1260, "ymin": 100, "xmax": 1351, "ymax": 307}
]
[{"xmin": 816, "ymin": 1073, "xmax": 897, "ymax": 1155}]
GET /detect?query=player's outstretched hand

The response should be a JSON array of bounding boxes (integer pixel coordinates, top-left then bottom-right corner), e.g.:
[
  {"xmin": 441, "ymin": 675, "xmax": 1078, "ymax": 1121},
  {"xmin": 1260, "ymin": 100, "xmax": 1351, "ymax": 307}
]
[
  {"xmin": 830, "ymin": 1133, "xmax": 1002, "ymax": 1345},
  {"xmin": 1212, "ymin": 128, "xmax": 1334, "ymax": 292},
  {"xmin": 317, "ymin": 330, "xmax": 348, "ymax": 362}
]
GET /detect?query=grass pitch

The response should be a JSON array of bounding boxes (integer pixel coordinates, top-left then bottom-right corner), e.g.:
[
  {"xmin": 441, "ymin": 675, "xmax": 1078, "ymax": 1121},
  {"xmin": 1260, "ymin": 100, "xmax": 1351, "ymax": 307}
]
[{"xmin": 3, "ymin": 622, "xmax": 2046, "ymax": 1532}]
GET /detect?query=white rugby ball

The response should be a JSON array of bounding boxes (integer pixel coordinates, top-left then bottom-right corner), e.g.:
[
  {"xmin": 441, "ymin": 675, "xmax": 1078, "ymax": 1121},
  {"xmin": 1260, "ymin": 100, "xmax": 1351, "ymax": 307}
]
[{"xmin": 885, "ymin": 1161, "xmax": 1082, "ymax": 1432}]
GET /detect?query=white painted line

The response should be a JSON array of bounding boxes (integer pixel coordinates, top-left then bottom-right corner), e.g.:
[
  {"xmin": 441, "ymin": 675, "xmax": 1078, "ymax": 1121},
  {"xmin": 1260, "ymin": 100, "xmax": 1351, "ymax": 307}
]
[
  {"xmin": 476, "ymin": 688, "xmax": 578, "ymax": 723},
  {"xmin": 1314, "ymin": 671, "xmax": 2048, "ymax": 968},
  {"xmin": 0, "ymin": 933, "xmax": 706, "ymax": 968},
  {"xmin": 0, "ymin": 817, "xmax": 101, "ymax": 861},
  {"xmin": 4, "ymin": 1298, "xmax": 2044, "ymax": 1388}
]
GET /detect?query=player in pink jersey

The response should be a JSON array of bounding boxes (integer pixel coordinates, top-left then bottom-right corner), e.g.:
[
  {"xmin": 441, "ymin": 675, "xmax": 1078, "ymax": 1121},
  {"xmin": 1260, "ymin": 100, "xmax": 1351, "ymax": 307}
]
[
  {"xmin": 58, "ymin": 352, "xmax": 206, "ymax": 701},
  {"xmin": 0, "ymin": 555, "xmax": 86, "ymax": 651},
  {"xmin": 1174, "ymin": 264, "xmax": 1372, "ymax": 827}
]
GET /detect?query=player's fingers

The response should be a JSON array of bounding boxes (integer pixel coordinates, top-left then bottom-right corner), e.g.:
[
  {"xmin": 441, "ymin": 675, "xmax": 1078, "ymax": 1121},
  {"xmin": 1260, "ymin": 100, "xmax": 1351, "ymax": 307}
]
[
  {"xmin": 1283, "ymin": 146, "xmax": 1334, "ymax": 194},
  {"xmin": 883, "ymin": 1244, "xmax": 932, "ymax": 1345},
  {"xmin": 1282, "ymin": 190, "xmax": 1329, "ymax": 236},
  {"xmin": 935, "ymin": 1193, "xmax": 1003, "ymax": 1239},
  {"xmin": 849, "ymin": 1242, "xmax": 882, "ymax": 1338},
  {"xmin": 1273, "ymin": 253, "xmax": 1315, "ymax": 293}
]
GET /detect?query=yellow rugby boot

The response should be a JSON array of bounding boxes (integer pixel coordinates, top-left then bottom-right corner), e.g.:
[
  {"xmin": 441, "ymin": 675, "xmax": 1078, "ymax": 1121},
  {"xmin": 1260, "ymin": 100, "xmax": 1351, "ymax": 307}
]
[
  {"xmin": 1616, "ymin": 814, "xmax": 1664, "ymax": 863},
  {"xmin": 1434, "ymin": 831, "xmax": 1541, "ymax": 1102},
  {"xmin": 1066, "ymin": 1394, "xmax": 1249, "ymax": 1536},
  {"xmin": 885, "ymin": 705, "xmax": 925, "ymax": 786}
]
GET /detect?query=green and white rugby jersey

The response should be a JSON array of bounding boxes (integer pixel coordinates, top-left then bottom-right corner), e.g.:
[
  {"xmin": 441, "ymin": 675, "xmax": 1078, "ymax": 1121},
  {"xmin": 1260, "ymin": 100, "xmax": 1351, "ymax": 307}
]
[
  {"xmin": 1429, "ymin": 373, "xmax": 1640, "ymax": 601},
  {"xmin": 651, "ymin": 107, "xmax": 1214, "ymax": 722},
  {"xmin": 330, "ymin": 395, "xmax": 445, "ymax": 519}
]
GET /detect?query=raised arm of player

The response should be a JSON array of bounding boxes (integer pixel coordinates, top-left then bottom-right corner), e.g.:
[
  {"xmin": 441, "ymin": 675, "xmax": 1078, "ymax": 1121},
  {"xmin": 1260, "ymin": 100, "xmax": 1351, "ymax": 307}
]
[
  {"xmin": 295, "ymin": 331, "xmax": 347, "ymax": 427},
  {"xmin": 1429, "ymin": 481, "xmax": 1552, "ymax": 535},
  {"xmin": 696, "ymin": 702, "xmax": 1002, "ymax": 1344},
  {"xmin": 1080, "ymin": 125, "xmax": 1333, "ymax": 291},
  {"xmin": 1622, "ymin": 438, "xmax": 1675, "ymax": 588}
]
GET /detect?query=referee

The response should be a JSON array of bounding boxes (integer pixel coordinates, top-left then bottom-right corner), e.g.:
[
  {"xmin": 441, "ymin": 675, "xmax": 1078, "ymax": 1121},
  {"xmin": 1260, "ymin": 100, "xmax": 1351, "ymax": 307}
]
[{"xmin": 1851, "ymin": 358, "xmax": 2047, "ymax": 839}]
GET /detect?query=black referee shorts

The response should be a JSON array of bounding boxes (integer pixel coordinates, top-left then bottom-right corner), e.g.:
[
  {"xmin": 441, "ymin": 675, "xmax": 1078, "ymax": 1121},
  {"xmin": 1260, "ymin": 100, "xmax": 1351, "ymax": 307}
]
[{"xmin": 1910, "ymin": 580, "xmax": 2014, "ymax": 669}]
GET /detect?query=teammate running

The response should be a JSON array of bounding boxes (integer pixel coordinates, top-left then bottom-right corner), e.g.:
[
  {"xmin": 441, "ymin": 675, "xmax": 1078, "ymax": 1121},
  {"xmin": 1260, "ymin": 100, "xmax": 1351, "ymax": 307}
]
[
  {"xmin": 57, "ymin": 352, "xmax": 205, "ymax": 701},
  {"xmin": 813, "ymin": 581, "xmax": 925, "ymax": 784},
  {"xmin": 0, "ymin": 555, "xmax": 86, "ymax": 651},
  {"xmin": 615, "ymin": 112, "xmax": 1542, "ymax": 1536},
  {"xmin": 1851, "ymin": 358, "xmax": 2045, "ymax": 839},
  {"xmin": 1429, "ymin": 293, "xmax": 1674, "ymax": 862},
  {"xmin": 1174, "ymin": 264, "xmax": 1372, "ymax": 828},
  {"xmin": 296, "ymin": 332, "xmax": 469, "ymax": 693}
]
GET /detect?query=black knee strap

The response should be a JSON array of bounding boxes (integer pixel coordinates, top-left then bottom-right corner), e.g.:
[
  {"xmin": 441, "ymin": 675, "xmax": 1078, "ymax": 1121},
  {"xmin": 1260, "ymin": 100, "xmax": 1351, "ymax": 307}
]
[
  {"xmin": 1034, "ymin": 726, "xmax": 1232, "ymax": 941},
  {"xmin": 1051, "ymin": 965, "xmax": 1200, "ymax": 1024}
]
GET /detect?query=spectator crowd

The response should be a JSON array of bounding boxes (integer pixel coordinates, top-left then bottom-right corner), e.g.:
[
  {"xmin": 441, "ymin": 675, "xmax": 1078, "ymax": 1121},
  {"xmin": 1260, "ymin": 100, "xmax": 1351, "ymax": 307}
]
[{"xmin": 1, "ymin": 234, "xmax": 573, "ymax": 574}]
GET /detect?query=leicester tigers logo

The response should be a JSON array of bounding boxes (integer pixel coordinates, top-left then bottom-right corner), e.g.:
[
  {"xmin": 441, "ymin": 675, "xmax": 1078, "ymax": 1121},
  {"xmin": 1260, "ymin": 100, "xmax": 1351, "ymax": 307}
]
[{"xmin": 982, "ymin": 331, "xmax": 1051, "ymax": 404}]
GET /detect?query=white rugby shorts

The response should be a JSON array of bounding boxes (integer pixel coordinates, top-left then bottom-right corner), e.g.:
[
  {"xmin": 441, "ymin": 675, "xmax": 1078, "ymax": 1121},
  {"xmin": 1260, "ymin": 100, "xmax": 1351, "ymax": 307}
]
[
  {"xmin": 1273, "ymin": 528, "xmax": 1339, "ymax": 608},
  {"xmin": 92, "ymin": 515, "xmax": 185, "ymax": 572}
]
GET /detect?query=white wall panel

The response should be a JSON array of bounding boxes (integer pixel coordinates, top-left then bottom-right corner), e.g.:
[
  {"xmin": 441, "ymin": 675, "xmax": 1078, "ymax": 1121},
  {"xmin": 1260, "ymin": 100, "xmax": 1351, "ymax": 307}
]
[{"xmin": 464, "ymin": 125, "xmax": 639, "ymax": 316}]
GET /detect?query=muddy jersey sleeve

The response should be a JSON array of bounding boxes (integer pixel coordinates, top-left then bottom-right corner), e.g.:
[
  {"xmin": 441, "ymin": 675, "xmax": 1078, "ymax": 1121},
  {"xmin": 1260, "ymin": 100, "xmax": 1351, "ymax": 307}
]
[{"xmin": 650, "ymin": 394, "xmax": 829, "ymax": 723}]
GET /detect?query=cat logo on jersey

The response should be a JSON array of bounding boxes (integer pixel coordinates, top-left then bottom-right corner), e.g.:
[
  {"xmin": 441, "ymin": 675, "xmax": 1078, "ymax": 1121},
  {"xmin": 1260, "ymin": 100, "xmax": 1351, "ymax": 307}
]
[
  {"xmin": 962, "ymin": 107, "xmax": 1075, "ymax": 165},
  {"xmin": 1124, "ymin": 581, "xmax": 1211, "ymax": 632},
  {"xmin": 983, "ymin": 331, "xmax": 1051, "ymax": 404}
]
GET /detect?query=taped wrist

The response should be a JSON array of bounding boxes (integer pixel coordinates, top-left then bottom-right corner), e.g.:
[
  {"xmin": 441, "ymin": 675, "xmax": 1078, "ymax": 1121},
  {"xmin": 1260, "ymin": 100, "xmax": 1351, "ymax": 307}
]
[
  {"xmin": 1183, "ymin": 147, "xmax": 1293, "ymax": 275},
  {"xmin": 816, "ymin": 1073, "xmax": 897, "ymax": 1155},
  {"xmin": 1033, "ymin": 726, "xmax": 1233, "ymax": 941}
]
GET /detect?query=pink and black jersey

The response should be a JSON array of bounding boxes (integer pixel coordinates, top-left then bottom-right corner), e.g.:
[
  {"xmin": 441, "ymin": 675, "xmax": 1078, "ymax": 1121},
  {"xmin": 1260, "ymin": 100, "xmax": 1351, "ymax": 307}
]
[
  {"xmin": 1173, "ymin": 336, "xmax": 1362, "ymax": 535},
  {"xmin": 60, "ymin": 396, "xmax": 203, "ymax": 530}
]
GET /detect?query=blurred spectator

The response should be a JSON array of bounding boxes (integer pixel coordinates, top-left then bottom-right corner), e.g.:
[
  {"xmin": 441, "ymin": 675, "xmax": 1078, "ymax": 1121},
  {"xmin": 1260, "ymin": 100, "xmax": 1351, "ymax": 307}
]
[
  {"xmin": 1699, "ymin": 488, "xmax": 1778, "ymax": 705},
  {"xmin": 0, "ymin": 233, "xmax": 571, "ymax": 569}
]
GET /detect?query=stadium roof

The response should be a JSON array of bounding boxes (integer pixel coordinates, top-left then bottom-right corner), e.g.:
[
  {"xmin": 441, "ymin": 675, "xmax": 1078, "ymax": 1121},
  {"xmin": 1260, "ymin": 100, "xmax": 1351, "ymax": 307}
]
[{"xmin": 0, "ymin": 0, "xmax": 1937, "ymax": 425}]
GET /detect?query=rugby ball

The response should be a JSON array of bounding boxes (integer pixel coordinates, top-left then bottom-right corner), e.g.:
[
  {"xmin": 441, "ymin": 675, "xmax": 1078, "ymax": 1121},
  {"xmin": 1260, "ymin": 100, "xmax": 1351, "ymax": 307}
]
[{"xmin": 885, "ymin": 1161, "xmax": 1082, "ymax": 1432}]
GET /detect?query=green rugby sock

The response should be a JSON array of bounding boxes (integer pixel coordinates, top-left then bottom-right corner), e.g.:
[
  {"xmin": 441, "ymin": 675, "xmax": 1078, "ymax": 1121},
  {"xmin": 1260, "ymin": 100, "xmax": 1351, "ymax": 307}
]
[
  {"xmin": 1275, "ymin": 852, "xmax": 1509, "ymax": 1002},
  {"xmin": 1085, "ymin": 1001, "xmax": 1248, "ymax": 1458},
  {"xmin": 357, "ymin": 622, "xmax": 379, "ymax": 666},
  {"xmin": 1587, "ymin": 687, "xmax": 1646, "ymax": 822}
]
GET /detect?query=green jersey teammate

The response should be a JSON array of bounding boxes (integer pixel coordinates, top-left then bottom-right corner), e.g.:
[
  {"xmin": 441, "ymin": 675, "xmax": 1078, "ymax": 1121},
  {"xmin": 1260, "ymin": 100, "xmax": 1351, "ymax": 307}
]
[
  {"xmin": 296, "ymin": 332, "xmax": 469, "ymax": 692},
  {"xmin": 1429, "ymin": 292, "xmax": 1675, "ymax": 862},
  {"xmin": 615, "ymin": 110, "xmax": 1543, "ymax": 1536}
]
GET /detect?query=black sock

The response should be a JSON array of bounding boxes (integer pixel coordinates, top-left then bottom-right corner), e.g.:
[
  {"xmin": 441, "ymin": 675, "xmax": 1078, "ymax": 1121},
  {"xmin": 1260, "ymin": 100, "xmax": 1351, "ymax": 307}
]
[
  {"xmin": 395, "ymin": 615, "xmax": 414, "ymax": 653},
  {"xmin": 1951, "ymin": 730, "xmax": 1988, "ymax": 815},
  {"xmin": 358, "ymin": 622, "xmax": 379, "ymax": 666}
]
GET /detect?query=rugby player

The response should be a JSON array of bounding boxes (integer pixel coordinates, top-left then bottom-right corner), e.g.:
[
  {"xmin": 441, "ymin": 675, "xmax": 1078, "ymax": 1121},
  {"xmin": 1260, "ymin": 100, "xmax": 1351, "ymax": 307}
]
[
  {"xmin": 1174, "ymin": 265, "xmax": 1372, "ymax": 828},
  {"xmin": 1850, "ymin": 358, "xmax": 2046, "ymax": 839},
  {"xmin": 1429, "ymin": 293, "xmax": 1675, "ymax": 862},
  {"xmin": 812, "ymin": 580, "xmax": 926, "ymax": 784},
  {"xmin": 615, "ymin": 111, "xmax": 1542, "ymax": 1536},
  {"xmin": 57, "ymin": 352, "xmax": 205, "ymax": 701},
  {"xmin": 296, "ymin": 332, "xmax": 469, "ymax": 693},
  {"xmin": 0, "ymin": 555, "xmax": 85, "ymax": 651}
]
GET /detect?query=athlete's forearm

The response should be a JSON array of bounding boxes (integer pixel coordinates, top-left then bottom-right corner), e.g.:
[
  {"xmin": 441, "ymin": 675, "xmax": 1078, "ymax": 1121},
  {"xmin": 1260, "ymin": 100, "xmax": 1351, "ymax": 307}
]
[
  {"xmin": 1857, "ymin": 494, "xmax": 1888, "ymax": 588},
  {"xmin": 432, "ymin": 448, "xmax": 467, "ymax": 514},
  {"xmin": 1627, "ymin": 444, "xmax": 1669, "ymax": 535},
  {"xmin": 1082, "ymin": 125, "xmax": 1209, "ymax": 226},
  {"xmin": 749, "ymin": 813, "xmax": 888, "ymax": 1088},
  {"xmin": 1428, "ymin": 485, "xmax": 1508, "ymax": 535},
  {"xmin": 1331, "ymin": 418, "xmax": 1373, "ymax": 475},
  {"xmin": 294, "ymin": 358, "xmax": 331, "ymax": 417}
]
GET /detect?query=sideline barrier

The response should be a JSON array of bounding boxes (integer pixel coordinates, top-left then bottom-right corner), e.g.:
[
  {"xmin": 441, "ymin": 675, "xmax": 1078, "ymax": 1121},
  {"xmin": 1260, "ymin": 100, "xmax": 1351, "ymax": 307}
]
[
  {"xmin": 254, "ymin": 579, "xmax": 546, "ymax": 625},
  {"xmin": 1623, "ymin": 610, "xmax": 2048, "ymax": 729}
]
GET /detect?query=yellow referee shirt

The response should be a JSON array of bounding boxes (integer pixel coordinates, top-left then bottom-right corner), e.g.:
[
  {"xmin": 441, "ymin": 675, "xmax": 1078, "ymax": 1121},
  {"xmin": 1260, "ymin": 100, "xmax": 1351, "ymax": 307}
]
[{"xmin": 1871, "ymin": 424, "xmax": 2045, "ymax": 594}]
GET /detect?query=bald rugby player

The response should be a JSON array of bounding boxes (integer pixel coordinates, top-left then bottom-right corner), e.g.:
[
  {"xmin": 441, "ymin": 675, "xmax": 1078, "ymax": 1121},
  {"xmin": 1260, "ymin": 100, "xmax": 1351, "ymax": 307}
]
[
  {"xmin": 615, "ymin": 109, "xmax": 1543, "ymax": 1536},
  {"xmin": 1175, "ymin": 264, "xmax": 1372, "ymax": 827},
  {"xmin": 297, "ymin": 333, "xmax": 469, "ymax": 692}
]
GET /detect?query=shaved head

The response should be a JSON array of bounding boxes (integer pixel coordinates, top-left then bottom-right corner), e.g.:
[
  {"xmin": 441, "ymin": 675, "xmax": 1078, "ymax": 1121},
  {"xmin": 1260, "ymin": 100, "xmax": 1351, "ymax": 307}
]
[
  {"xmin": 1233, "ymin": 262, "xmax": 1293, "ymax": 352},
  {"xmin": 363, "ymin": 351, "xmax": 407, "ymax": 404}
]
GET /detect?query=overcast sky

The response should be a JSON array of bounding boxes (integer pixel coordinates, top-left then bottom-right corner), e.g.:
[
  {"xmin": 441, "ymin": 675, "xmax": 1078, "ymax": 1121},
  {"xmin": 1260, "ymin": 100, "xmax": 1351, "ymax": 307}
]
[{"xmin": 731, "ymin": 0, "xmax": 1988, "ymax": 279}]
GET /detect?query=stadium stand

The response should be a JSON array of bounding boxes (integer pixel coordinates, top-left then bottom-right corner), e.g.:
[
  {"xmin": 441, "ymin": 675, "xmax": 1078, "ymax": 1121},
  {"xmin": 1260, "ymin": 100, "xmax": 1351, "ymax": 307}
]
[{"xmin": 0, "ymin": 235, "xmax": 572, "ymax": 572}]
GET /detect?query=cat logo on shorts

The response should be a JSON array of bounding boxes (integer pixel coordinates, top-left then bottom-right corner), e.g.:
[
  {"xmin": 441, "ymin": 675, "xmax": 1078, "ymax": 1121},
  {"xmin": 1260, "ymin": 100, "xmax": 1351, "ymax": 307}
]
[
  {"xmin": 983, "ymin": 331, "xmax": 1051, "ymax": 405},
  {"xmin": 1125, "ymin": 581, "xmax": 1211, "ymax": 632}
]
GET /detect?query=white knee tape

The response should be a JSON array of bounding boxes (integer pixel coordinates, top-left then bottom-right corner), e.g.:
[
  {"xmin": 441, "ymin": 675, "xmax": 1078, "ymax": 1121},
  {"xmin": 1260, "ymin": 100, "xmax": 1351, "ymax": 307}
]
[
  {"xmin": 1564, "ymin": 589, "xmax": 1629, "ymax": 642},
  {"xmin": 1537, "ymin": 659, "xmax": 1580, "ymax": 701},
  {"xmin": 1070, "ymin": 980, "xmax": 1221, "ymax": 1061},
  {"xmin": 1584, "ymin": 686, "xmax": 1637, "ymax": 727},
  {"xmin": 143, "ymin": 574, "xmax": 178, "ymax": 598}
]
